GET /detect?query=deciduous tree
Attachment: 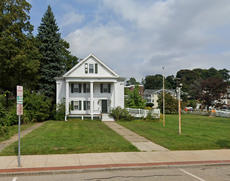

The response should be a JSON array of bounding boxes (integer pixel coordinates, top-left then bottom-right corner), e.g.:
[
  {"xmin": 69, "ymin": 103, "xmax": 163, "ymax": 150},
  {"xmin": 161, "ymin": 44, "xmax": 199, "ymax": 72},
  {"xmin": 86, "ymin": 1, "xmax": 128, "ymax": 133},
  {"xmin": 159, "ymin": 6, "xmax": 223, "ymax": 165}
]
[
  {"xmin": 198, "ymin": 78, "xmax": 228, "ymax": 109},
  {"xmin": 0, "ymin": 0, "xmax": 40, "ymax": 107}
]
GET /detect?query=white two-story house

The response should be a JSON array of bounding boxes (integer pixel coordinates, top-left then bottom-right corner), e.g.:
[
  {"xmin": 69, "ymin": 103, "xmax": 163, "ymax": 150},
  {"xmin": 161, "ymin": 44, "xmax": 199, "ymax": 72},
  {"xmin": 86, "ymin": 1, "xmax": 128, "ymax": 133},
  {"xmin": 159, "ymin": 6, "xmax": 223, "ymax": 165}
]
[{"xmin": 55, "ymin": 54, "xmax": 125, "ymax": 121}]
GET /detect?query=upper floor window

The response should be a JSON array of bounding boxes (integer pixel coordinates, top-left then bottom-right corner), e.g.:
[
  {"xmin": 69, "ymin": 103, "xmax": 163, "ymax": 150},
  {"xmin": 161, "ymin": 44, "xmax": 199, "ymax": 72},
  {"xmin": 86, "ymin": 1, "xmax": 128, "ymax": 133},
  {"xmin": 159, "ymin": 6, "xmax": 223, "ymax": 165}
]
[
  {"xmin": 85, "ymin": 63, "xmax": 98, "ymax": 74},
  {"xmin": 89, "ymin": 64, "xmax": 94, "ymax": 73},
  {"xmin": 83, "ymin": 83, "xmax": 90, "ymax": 93},
  {"xmin": 71, "ymin": 83, "xmax": 82, "ymax": 93},
  {"xmin": 100, "ymin": 83, "xmax": 111, "ymax": 93}
]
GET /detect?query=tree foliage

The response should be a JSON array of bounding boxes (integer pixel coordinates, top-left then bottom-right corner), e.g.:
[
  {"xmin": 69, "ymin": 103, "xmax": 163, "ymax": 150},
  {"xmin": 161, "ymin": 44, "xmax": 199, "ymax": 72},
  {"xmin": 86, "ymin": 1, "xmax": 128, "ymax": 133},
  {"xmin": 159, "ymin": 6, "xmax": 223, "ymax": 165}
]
[
  {"xmin": 126, "ymin": 77, "xmax": 140, "ymax": 86},
  {"xmin": 125, "ymin": 85, "xmax": 145, "ymax": 108},
  {"xmin": 36, "ymin": 5, "xmax": 78, "ymax": 101},
  {"xmin": 198, "ymin": 78, "xmax": 228, "ymax": 109},
  {"xmin": 144, "ymin": 74, "xmax": 175, "ymax": 89},
  {"xmin": 36, "ymin": 5, "xmax": 63, "ymax": 99},
  {"xmin": 0, "ymin": 0, "xmax": 41, "ymax": 106},
  {"xmin": 157, "ymin": 93, "xmax": 178, "ymax": 114}
]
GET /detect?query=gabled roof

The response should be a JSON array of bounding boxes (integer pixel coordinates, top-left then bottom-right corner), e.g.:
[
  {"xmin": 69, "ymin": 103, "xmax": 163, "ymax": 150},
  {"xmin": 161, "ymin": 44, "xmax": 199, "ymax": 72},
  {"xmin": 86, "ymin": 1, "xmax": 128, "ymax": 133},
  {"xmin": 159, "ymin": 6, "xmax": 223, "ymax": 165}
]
[
  {"xmin": 63, "ymin": 53, "xmax": 119, "ymax": 78},
  {"xmin": 144, "ymin": 89, "xmax": 176, "ymax": 95}
]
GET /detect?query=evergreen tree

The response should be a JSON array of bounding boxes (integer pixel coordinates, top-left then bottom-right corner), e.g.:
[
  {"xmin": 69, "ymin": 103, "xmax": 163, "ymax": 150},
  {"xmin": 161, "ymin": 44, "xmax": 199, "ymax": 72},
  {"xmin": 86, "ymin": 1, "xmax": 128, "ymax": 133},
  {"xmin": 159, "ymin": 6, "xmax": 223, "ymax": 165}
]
[
  {"xmin": 60, "ymin": 38, "xmax": 79, "ymax": 73},
  {"xmin": 36, "ymin": 5, "xmax": 78, "ymax": 101},
  {"xmin": 36, "ymin": 5, "xmax": 63, "ymax": 99},
  {"xmin": 0, "ymin": 0, "xmax": 40, "ymax": 107}
]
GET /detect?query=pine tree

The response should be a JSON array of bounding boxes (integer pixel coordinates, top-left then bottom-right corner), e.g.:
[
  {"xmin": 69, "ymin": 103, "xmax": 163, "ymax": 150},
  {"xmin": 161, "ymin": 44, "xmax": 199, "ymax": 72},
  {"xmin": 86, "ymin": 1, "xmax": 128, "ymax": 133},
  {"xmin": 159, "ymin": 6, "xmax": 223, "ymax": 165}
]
[
  {"xmin": 36, "ymin": 5, "xmax": 63, "ymax": 99},
  {"xmin": 0, "ymin": 0, "xmax": 41, "ymax": 107}
]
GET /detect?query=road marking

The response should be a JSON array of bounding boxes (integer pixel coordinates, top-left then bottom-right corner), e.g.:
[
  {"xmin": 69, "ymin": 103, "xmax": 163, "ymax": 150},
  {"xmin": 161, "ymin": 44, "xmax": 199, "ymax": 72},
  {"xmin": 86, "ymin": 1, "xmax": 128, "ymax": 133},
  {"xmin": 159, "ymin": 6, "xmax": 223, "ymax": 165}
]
[
  {"xmin": 12, "ymin": 177, "xmax": 18, "ymax": 181},
  {"xmin": 180, "ymin": 169, "xmax": 205, "ymax": 181}
]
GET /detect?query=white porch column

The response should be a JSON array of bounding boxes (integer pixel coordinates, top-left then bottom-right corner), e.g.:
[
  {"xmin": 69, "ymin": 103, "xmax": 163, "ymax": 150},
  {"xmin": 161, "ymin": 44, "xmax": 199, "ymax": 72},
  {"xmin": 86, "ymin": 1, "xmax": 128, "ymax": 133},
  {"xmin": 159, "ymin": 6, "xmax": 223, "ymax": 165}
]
[
  {"xmin": 65, "ymin": 81, "xmax": 69, "ymax": 121},
  {"xmin": 90, "ymin": 81, "xmax": 94, "ymax": 120},
  {"xmin": 56, "ymin": 82, "xmax": 59, "ymax": 105},
  {"xmin": 114, "ymin": 82, "xmax": 117, "ymax": 108}
]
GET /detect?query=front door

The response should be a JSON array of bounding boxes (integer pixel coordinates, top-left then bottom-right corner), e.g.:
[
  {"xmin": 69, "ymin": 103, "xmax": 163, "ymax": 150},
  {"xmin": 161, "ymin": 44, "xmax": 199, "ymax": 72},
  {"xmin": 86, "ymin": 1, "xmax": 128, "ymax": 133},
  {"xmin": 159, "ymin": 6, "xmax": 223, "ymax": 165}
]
[{"xmin": 102, "ymin": 100, "xmax": 107, "ymax": 113}]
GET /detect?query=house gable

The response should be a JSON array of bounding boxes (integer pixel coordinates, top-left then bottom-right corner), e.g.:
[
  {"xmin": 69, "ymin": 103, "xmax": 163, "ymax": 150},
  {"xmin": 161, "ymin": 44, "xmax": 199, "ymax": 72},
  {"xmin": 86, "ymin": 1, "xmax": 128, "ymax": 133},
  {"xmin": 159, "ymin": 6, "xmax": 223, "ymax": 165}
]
[{"xmin": 63, "ymin": 54, "xmax": 119, "ymax": 78}]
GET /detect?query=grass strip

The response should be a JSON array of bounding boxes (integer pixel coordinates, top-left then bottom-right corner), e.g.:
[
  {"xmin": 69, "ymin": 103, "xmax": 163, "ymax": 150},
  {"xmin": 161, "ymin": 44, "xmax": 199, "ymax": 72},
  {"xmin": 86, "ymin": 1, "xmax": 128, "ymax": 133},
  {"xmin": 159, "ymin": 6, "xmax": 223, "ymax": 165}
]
[
  {"xmin": 118, "ymin": 114, "xmax": 230, "ymax": 150},
  {"xmin": 0, "ymin": 119, "xmax": 138, "ymax": 155}
]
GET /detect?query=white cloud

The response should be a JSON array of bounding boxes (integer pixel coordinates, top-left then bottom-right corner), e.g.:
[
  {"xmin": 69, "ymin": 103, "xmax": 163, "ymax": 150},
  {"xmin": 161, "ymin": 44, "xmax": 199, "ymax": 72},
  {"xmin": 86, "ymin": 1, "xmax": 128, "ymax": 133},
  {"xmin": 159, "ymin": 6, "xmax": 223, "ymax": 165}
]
[
  {"xmin": 64, "ymin": 0, "xmax": 230, "ymax": 82},
  {"xmin": 60, "ymin": 12, "xmax": 85, "ymax": 27}
]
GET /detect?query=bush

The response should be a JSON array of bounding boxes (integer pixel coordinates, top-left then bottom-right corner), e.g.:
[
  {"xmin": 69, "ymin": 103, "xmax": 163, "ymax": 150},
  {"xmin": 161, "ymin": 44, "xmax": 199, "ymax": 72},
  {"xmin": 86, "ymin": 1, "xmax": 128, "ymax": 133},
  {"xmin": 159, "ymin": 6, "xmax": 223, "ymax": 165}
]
[
  {"xmin": 54, "ymin": 98, "xmax": 66, "ymax": 121},
  {"xmin": 146, "ymin": 103, "xmax": 154, "ymax": 108},
  {"xmin": 110, "ymin": 107, "xmax": 134, "ymax": 121},
  {"xmin": 22, "ymin": 90, "xmax": 51, "ymax": 123}
]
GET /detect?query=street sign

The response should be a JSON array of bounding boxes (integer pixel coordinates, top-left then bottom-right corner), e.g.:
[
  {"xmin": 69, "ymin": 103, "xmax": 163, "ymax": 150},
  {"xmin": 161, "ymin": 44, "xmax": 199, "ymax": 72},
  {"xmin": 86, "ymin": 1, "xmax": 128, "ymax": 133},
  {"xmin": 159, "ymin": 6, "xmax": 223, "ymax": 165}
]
[
  {"xmin": 17, "ymin": 96, "xmax": 23, "ymax": 104},
  {"xmin": 17, "ymin": 104, "xmax": 23, "ymax": 115},
  {"xmin": 16, "ymin": 85, "xmax": 23, "ymax": 167},
  {"xmin": 17, "ymin": 86, "xmax": 23, "ymax": 115},
  {"xmin": 17, "ymin": 86, "xmax": 23, "ymax": 97}
]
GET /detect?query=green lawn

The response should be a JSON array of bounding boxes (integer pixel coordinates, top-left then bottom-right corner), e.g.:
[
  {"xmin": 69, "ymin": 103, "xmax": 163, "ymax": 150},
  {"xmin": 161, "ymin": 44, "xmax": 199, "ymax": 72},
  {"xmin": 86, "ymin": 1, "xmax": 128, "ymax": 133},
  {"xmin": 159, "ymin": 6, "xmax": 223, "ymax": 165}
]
[
  {"xmin": 0, "ymin": 120, "xmax": 138, "ymax": 156},
  {"xmin": 0, "ymin": 123, "xmax": 35, "ymax": 142},
  {"xmin": 118, "ymin": 114, "xmax": 230, "ymax": 150}
]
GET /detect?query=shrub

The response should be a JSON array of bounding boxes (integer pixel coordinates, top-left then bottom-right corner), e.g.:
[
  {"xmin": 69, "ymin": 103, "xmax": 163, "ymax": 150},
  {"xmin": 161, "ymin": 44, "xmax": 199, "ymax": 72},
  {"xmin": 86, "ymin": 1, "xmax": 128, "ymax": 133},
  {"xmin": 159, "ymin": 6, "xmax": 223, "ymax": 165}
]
[
  {"xmin": 146, "ymin": 103, "xmax": 154, "ymax": 108},
  {"xmin": 22, "ymin": 90, "xmax": 51, "ymax": 123},
  {"xmin": 110, "ymin": 107, "xmax": 133, "ymax": 121},
  {"xmin": 54, "ymin": 98, "xmax": 66, "ymax": 121}
]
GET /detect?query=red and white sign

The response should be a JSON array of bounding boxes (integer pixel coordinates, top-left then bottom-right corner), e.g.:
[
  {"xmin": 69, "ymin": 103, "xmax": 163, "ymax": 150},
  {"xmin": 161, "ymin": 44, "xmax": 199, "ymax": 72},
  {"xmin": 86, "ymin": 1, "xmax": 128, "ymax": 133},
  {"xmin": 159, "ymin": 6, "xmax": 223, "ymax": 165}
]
[
  {"xmin": 17, "ymin": 104, "xmax": 23, "ymax": 115},
  {"xmin": 17, "ymin": 86, "xmax": 23, "ymax": 115},
  {"xmin": 17, "ymin": 86, "xmax": 23, "ymax": 97}
]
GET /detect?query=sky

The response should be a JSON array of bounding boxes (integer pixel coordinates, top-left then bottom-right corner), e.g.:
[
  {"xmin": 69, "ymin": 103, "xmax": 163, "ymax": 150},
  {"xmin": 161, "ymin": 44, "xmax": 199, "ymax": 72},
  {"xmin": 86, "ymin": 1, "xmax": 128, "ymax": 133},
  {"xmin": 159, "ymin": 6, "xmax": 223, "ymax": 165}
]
[{"xmin": 27, "ymin": 0, "xmax": 230, "ymax": 82}]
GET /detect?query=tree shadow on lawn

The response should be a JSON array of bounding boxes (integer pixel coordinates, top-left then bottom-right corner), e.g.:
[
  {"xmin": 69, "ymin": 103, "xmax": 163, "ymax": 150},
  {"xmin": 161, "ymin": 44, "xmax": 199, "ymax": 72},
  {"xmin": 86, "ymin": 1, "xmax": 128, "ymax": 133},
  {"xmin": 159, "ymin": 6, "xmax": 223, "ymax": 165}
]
[{"xmin": 216, "ymin": 140, "xmax": 230, "ymax": 149}]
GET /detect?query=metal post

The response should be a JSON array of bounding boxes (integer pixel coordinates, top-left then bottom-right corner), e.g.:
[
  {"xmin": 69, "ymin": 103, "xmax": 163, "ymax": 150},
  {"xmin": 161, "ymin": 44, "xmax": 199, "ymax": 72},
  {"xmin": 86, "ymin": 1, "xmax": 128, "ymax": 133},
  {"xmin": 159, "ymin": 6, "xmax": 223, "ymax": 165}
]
[
  {"xmin": 162, "ymin": 67, "xmax": 165, "ymax": 126},
  {"xmin": 18, "ymin": 115, "xmax": 21, "ymax": 167},
  {"xmin": 178, "ymin": 87, "xmax": 181, "ymax": 134}
]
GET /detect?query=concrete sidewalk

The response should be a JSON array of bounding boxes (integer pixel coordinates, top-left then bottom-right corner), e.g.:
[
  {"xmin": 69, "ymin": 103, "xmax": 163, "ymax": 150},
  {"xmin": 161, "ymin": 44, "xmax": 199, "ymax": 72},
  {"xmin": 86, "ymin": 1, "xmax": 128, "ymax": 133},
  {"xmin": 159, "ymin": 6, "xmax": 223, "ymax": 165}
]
[
  {"xmin": 0, "ymin": 150, "xmax": 230, "ymax": 174},
  {"xmin": 104, "ymin": 121, "xmax": 168, "ymax": 151},
  {"xmin": 0, "ymin": 122, "xmax": 45, "ymax": 153}
]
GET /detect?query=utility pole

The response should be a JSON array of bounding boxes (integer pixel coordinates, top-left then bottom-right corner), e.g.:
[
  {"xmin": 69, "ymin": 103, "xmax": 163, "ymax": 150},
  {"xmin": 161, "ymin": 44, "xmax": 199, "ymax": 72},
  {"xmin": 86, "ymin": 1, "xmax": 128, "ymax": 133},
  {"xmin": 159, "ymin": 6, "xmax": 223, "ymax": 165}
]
[
  {"xmin": 175, "ymin": 78, "xmax": 182, "ymax": 134},
  {"xmin": 162, "ymin": 67, "xmax": 165, "ymax": 126}
]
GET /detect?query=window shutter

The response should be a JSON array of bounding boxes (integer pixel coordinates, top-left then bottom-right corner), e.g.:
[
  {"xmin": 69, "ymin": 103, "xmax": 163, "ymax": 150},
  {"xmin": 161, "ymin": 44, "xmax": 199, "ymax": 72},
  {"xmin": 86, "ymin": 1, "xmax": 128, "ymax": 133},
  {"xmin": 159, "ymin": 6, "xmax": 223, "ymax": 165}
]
[
  {"xmin": 79, "ymin": 84, "xmax": 82, "ymax": 93},
  {"xmin": 95, "ymin": 64, "xmax": 98, "ymax": 74},
  {"xmin": 108, "ymin": 84, "xmax": 111, "ymax": 93},
  {"xmin": 84, "ymin": 101, "xmax": 86, "ymax": 110},
  {"xmin": 85, "ymin": 63, "xmax": 88, "ymax": 73},
  {"xmin": 83, "ymin": 83, "xmax": 86, "ymax": 93},
  {"xmin": 100, "ymin": 84, "xmax": 103, "ymax": 93},
  {"xmin": 71, "ymin": 101, "xmax": 74, "ymax": 110},
  {"xmin": 79, "ymin": 100, "xmax": 82, "ymax": 110},
  {"xmin": 71, "ymin": 83, "xmax": 74, "ymax": 93}
]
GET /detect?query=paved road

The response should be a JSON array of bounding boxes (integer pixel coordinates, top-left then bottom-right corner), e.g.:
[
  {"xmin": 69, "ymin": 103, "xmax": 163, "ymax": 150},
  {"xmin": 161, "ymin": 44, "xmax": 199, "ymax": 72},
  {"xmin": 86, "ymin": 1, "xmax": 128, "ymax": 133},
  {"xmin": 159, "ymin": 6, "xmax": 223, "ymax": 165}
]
[{"xmin": 1, "ymin": 165, "xmax": 229, "ymax": 181}]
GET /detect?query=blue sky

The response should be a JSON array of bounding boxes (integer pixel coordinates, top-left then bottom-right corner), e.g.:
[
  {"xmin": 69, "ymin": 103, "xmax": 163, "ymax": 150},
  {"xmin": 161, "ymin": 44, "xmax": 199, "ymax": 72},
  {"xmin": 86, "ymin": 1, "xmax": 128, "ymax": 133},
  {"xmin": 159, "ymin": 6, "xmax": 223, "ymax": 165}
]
[{"xmin": 28, "ymin": 0, "xmax": 230, "ymax": 82}]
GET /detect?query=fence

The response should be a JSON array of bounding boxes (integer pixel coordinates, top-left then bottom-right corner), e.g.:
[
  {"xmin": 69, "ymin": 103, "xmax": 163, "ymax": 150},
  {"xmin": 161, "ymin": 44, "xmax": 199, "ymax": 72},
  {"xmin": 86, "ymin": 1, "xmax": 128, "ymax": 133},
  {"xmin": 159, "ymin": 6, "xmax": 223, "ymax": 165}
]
[
  {"xmin": 184, "ymin": 110, "xmax": 230, "ymax": 118},
  {"xmin": 125, "ymin": 108, "xmax": 160, "ymax": 118}
]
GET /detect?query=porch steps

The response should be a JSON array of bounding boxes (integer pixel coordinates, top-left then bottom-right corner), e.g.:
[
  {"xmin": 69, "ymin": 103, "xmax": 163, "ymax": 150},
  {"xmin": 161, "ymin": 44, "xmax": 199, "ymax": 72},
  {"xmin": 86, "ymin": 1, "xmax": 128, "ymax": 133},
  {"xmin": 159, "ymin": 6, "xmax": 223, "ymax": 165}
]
[{"xmin": 101, "ymin": 114, "xmax": 114, "ymax": 121}]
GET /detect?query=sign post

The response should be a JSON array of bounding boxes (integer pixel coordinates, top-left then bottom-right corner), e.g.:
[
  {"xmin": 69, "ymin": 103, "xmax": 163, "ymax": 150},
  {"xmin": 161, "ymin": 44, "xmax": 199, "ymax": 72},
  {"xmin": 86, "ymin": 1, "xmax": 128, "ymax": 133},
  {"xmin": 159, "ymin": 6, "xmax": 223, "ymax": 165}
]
[{"xmin": 17, "ymin": 86, "xmax": 23, "ymax": 167}]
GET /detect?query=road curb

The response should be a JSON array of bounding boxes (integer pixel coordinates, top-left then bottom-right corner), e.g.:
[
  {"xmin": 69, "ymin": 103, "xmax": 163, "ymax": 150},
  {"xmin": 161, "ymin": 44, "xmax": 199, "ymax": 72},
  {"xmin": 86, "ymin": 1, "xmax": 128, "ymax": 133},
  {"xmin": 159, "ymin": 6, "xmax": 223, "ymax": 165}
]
[{"xmin": 0, "ymin": 160, "xmax": 230, "ymax": 177}]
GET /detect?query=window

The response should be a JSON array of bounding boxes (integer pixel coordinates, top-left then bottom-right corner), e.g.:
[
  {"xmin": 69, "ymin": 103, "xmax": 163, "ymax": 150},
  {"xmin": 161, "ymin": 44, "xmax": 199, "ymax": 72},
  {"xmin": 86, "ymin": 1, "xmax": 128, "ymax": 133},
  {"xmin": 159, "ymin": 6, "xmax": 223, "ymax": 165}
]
[
  {"xmin": 71, "ymin": 83, "xmax": 81, "ymax": 93},
  {"xmin": 74, "ymin": 101, "xmax": 79, "ymax": 110},
  {"xmin": 74, "ymin": 84, "xmax": 79, "ymax": 92},
  {"xmin": 71, "ymin": 100, "xmax": 82, "ymax": 110},
  {"xmin": 84, "ymin": 101, "xmax": 90, "ymax": 110},
  {"xmin": 85, "ymin": 63, "xmax": 98, "ymax": 74},
  {"xmin": 95, "ymin": 64, "xmax": 98, "ymax": 74},
  {"xmin": 85, "ymin": 63, "xmax": 88, "ymax": 73},
  {"xmin": 103, "ymin": 84, "xmax": 108, "ymax": 92},
  {"xmin": 86, "ymin": 84, "xmax": 90, "ymax": 92},
  {"xmin": 100, "ymin": 84, "xmax": 111, "ymax": 93},
  {"xmin": 89, "ymin": 64, "xmax": 94, "ymax": 73},
  {"xmin": 83, "ymin": 83, "xmax": 90, "ymax": 93}
]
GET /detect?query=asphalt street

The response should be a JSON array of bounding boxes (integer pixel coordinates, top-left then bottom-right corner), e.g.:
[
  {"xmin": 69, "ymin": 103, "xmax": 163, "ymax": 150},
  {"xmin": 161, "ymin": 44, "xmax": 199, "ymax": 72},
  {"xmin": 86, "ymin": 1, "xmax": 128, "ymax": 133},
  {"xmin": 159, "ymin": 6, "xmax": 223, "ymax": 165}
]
[{"xmin": 0, "ymin": 165, "xmax": 229, "ymax": 181}]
